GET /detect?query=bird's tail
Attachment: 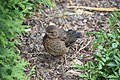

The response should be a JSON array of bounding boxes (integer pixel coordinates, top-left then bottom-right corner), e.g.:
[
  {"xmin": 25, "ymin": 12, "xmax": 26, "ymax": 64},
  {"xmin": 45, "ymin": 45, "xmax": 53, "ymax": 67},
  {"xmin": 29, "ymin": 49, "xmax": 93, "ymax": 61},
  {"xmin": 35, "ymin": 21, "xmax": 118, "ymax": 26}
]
[
  {"xmin": 65, "ymin": 29, "xmax": 81, "ymax": 47},
  {"xmin": 67, "ymin": 29, "xmax": 81, "ymax": 38}
]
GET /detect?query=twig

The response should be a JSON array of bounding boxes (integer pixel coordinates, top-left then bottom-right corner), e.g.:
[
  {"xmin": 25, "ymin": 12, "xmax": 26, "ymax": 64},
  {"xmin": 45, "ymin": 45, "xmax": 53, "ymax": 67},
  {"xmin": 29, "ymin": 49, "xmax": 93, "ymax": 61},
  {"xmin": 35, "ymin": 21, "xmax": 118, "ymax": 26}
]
[
  {"xmin": 64, "ymin": 11, "xmax": 94, "ymax": 15},
  {"xmin": 67, "ymin": 6, "xmax": 119, "ymax": 11},
  {"xmin": 76, "ymin": 40, "xmax": 91, "ymax": 54}
]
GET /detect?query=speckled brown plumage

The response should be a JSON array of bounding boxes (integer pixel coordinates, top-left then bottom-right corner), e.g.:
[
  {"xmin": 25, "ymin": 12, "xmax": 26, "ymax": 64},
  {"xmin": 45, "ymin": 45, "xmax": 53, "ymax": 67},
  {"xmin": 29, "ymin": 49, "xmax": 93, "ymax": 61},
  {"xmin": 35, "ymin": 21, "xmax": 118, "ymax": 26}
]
[{"xmin": 43, "ymin": 25, "xmax": 81, "ymax": 56}]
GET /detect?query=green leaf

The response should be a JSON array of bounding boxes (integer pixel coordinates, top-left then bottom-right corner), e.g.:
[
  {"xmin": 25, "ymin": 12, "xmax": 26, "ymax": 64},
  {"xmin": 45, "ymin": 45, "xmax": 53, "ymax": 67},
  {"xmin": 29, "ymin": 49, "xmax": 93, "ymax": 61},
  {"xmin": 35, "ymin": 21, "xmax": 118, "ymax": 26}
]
[
  {"xmin": 98, "ymin": 62, "xmax": 103, "ymax": 70},
  {"xmin": 71, "ymin": 64, "xmax": 82, "ymax": 68},
  {"xmin": 107, "ymin": 62, "xmax": 117, "ymax": 67},
  {"xmin": 18, "ymin": 3, "xmax": 25, "ymax": 9},
  {"xmin": 114, "ymin": 55, "xmax": 120, "ymax": 62},
  {"xmin": 119, "ymin": 69, "xmax": 120, "ymax": 76},
  {"xmin": 79, "ymin": 74, "xmax": 88, "ymax": 78},
  {"xmin": 112, "ymin": 42, "xmax": 119, "ymax": 48},
  {"xmin": 113, "ymin": 71, "xmax": 119, "ymax": 77},
  {"xmin": 98, "ymin": 45, "xmax": 104, "ymax": 50},
  {"xmin": 107, "ymin": 75, "xmax": 118, "ymax": 78}
]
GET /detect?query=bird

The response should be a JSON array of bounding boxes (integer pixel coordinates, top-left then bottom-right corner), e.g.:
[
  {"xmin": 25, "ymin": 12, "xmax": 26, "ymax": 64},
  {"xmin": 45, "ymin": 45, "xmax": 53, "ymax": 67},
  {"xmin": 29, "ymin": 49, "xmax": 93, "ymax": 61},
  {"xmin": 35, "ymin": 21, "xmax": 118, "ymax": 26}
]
[{"xmin": 43, "ymin": 25, "xmax": 81, "ymax": 56}]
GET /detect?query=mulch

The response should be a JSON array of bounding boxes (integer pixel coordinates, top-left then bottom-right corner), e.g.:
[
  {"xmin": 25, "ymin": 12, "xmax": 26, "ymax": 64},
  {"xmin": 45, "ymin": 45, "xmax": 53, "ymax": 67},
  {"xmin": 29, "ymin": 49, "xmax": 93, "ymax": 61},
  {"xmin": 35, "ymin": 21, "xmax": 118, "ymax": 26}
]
[{"xmin": 19, "ymin": 0, "xmax": 120, "ymax": 80}]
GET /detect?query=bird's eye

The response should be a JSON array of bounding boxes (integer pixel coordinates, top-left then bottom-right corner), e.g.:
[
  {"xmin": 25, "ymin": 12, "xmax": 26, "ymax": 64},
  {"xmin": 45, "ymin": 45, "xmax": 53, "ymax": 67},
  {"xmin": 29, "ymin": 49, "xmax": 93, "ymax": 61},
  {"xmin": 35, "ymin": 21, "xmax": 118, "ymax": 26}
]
[{"xmin": 48, "ymin": 31, "xmax": 53, "ymax": 34}]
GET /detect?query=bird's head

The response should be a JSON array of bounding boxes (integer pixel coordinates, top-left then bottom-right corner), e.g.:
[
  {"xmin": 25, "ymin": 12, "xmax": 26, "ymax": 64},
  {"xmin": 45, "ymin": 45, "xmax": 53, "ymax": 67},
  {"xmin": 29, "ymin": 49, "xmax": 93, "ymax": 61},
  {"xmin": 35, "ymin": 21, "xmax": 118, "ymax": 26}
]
[{"xmin": 46, "ymin": 25, "xmax": 59, "ymax": 39}]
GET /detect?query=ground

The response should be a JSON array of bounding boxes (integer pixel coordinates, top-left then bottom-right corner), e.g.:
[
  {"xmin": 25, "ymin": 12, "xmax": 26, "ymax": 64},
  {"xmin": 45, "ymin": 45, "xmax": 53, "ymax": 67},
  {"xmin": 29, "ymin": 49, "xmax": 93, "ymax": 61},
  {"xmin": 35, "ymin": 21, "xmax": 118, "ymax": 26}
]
[{"xmin": 19, "ymin": 0, "xmax": 120, "ymax": 80}]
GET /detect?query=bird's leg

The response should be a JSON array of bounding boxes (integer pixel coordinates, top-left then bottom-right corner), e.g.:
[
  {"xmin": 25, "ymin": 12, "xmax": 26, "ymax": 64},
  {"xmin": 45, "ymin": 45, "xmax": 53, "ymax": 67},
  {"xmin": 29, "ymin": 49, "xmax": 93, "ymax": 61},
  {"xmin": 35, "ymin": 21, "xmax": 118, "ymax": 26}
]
[
  {"xmin": 64, "ymin": 54, "xmax": 67, "ymax": 65},
  {"xmin": 60, "ymin": 54, "xmax": 68, "ymax": 73},
  {"xmin": 59, "ymin": 55, "xmax": 65, "ymax": 73}
]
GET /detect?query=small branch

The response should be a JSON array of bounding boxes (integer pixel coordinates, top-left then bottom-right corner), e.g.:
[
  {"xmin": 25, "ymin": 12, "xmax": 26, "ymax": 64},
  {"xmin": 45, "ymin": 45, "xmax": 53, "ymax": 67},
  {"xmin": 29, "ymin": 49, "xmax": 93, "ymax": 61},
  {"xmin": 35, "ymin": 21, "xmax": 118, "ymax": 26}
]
[
  {"xmin": 67, "ymin": 6, "xmax": 119, "ymax": 11},
  {"xmin": 76, "ymin": 40, "xmax": 91, "ymax": 54},
  {"xmin": 64, "ymin": 11, "xmax": 94, "ymax": 15}
]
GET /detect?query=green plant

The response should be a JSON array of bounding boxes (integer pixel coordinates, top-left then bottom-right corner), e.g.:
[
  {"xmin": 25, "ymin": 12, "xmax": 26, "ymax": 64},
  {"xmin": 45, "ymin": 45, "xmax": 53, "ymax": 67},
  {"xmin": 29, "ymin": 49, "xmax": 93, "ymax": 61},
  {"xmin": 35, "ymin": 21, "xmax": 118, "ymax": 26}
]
[
  {"xmin": 0, "ymin": 0, "xmax": 29, "ymax": 80},
  {"xmin": 72, "ymin": 11, "xmax": 120, "ymax": 80},
  {"xmin": 0, "ymin": 0, "xmax": 53, "ymax": 80},
  {"xmin": 25, "ymin": 66, "xmax": 36, "ymax": 80}
]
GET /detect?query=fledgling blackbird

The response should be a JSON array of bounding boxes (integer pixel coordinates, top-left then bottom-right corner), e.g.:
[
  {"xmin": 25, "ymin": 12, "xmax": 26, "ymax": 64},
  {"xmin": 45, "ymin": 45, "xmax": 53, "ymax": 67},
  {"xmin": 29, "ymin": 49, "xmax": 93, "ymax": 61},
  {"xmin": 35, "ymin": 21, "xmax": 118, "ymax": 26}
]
[{"xmin": 43, "ymin": 25, "xmax": 81, "ymax": 56}]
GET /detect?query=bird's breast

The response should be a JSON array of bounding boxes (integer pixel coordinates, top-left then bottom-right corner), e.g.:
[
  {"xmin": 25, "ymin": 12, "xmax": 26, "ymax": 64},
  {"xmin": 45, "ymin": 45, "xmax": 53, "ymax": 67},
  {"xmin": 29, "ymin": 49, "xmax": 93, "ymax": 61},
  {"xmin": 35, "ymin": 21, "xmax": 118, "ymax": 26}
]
[{"xmin": 43, "ymin": 38, "xmax": 68, "ymax": 56}]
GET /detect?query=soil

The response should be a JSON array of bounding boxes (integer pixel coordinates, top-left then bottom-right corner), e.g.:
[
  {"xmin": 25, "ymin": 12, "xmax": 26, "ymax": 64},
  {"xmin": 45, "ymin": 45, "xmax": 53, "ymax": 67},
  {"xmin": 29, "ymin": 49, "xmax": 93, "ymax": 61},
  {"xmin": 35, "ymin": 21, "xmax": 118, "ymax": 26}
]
[{"xmin": 19, "ymin": 0, "xmax": 120, "ymax": 80}]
